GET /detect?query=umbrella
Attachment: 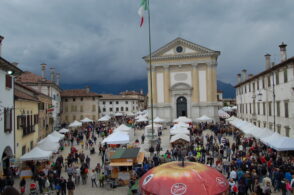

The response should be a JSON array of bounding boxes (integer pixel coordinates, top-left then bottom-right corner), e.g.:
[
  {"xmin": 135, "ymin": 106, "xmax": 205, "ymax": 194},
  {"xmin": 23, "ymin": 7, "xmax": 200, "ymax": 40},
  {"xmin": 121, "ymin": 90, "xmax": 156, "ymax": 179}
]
[
  {"xmin": 218, "ymin": 110, "xmax": 230, "ymax": 119},
  {"xmin": 140, "ymin": 161, "xmax": 229, "ymax": 195}
]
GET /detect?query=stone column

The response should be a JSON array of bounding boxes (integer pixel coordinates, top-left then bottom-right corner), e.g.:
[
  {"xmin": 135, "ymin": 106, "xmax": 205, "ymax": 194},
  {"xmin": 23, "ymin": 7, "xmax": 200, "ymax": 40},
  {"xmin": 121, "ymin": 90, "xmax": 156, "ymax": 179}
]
[
  {"xmin": 206, "ymin": 65, "xmax": 212, "ymax": 102},
  {"xmin": 147, "ymin": 69, "xmax": 151, "ymax": 105},
  {"xmin": 151, "ymin": 67, "xmax": 157, "ymax": 104},
  {"xmin": 211, "ymin": 63, "xmax": 218, "ymax": 102},
  {"xmin": 192, "ymin": 64, "xmax": 199, "ymax": 103},
  {"xmin": 163, "ymin": 66, "xmax": 170, "ymax": 103}
]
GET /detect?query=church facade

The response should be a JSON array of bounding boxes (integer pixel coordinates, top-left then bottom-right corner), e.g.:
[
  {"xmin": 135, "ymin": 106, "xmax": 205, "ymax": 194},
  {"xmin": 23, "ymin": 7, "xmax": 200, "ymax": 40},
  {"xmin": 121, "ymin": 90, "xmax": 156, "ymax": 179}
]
[{"xmin": 143, "ymin": 38, "xmax": 221, "ymax": 122}]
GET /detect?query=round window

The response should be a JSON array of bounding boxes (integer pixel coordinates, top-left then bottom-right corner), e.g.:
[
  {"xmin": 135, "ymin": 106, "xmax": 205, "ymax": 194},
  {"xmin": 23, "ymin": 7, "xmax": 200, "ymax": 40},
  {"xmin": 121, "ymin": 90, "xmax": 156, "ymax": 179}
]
[{"xmin": 176, "ymin": 46, "xmax": 183, "ymax": 53}]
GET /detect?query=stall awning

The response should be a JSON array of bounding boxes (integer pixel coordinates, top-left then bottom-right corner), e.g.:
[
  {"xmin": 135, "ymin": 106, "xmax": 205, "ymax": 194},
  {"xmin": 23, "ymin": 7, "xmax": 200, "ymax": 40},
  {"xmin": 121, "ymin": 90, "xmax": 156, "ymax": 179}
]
[{"xmin": 110, "ymin": 162, "xmax": 133, "ymax": 167}]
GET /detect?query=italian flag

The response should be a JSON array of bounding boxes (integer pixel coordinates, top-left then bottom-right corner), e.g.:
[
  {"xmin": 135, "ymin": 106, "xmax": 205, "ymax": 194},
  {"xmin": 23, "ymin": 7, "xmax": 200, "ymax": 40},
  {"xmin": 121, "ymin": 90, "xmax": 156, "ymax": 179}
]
[{"xmin": 138, "ymin": 0, "xmax": 148, "ymax": 27}]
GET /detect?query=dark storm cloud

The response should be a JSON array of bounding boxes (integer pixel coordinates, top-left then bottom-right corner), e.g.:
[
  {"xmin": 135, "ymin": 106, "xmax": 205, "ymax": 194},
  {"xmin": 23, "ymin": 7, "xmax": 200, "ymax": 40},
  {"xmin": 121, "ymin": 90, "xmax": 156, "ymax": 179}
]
[{"xmin": 1, "ymin": 0, "xmax": 293, "ymax": 85}]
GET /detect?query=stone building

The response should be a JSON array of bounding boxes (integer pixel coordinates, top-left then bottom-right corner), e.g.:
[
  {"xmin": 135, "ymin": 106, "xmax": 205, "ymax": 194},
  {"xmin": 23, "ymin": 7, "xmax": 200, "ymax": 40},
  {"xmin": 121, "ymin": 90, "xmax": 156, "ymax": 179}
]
[
  {"xmin": 0, "ymin": 36, "xmax": 22, "ymax": 176},
  {"xmin": 61, "ymin": 87, "xmax": 101, "ymax": 123},
  {"xmin": 119, "ymin": 90, "xmax": 147, "ymax": 110},
  {"xmin": 14, "ymin": 82, "xmax": 40, "ymax": 159},
  {"xmin": 235, "ymin": 43, "xmax": 294, "ymax": 137},
  {"xmin": 16, "ymin": 64, "xmax": 61, "ymax": 130},
  {"xmin": 99, "ymin": 94, "xmax": 142, "ymax": 116},
  {"xmin": 143, "ymin": 38, "xmax": 221, "ymax": 122}
]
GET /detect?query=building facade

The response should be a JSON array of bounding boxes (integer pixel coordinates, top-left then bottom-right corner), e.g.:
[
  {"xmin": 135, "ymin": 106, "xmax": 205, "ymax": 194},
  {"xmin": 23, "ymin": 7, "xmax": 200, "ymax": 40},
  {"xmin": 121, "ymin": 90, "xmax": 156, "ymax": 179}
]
[
  {"xmin": 235, "ymin": 43, "xmax": 294, "ymax": 137},
  {"xmin": 99, "ymin": 94, "xmax": 142, "ymax": 116},
  {"xmin": 37, "ymin": 94, "xmax": 53, "ymax": 140},
  {"xmin": 61, "ymin": 87, "xmax": 101, "ymax": 123},
  {"xmin": 14, "ymin": 83, "xmax": 40, "ymax": 159},
  {"xmin": 0, "ymin": 36, "xmax": 23, "ymax": 176},
  {"xmin": 16, "ymin": 64, "xmax": 61, "ymax": 130},
  {"xmin": 119, "ymin": 90, "xmax": 147, "ymax": 111},
  {"xmin": 143, "ymin": 38, "xmax": 221, "ymax": 122}
]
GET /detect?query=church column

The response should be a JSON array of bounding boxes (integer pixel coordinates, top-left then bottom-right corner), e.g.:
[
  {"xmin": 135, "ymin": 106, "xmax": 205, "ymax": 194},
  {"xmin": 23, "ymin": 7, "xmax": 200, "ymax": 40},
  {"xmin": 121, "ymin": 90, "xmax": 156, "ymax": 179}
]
[
  {"xmin": 147, "ymin": 69, "xmax": 151, "ymax": 106},
  {"xmin": 151, "ymin": 67, "xmax": 157, "ymax": 104},
  {"xmin": 206, "ymin": 65, "xmax": 212, "ymax": 102},
  {"xmin": 163, "ymin": 66, "xmax": 170, "ymax": 103},
  {"xmin": 211, "ymin": 62, "xmax": 218, "ymax": 102},
  {"xmin": 192, "ymin": 64, "xmax": 199, "ymax": 103}
]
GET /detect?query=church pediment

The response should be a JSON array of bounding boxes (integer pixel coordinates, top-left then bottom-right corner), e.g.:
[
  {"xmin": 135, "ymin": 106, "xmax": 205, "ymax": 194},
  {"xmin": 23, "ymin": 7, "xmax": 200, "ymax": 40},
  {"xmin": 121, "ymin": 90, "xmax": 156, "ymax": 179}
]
[{"xmin": 143, "ymin": 37, "xmax": 220, "ymax": 60}]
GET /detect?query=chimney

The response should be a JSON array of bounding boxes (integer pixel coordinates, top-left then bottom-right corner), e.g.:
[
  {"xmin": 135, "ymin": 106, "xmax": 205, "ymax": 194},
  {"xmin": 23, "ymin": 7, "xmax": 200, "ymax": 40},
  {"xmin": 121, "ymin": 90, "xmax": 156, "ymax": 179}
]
[
  {"xmin": 41, "ymin": 63, "xmax": 47, "ymax": 80},
  {"xmin": 0, "ymin": 35, "xmax": 4, "ymax": 57},
  {"xmin": 56, "ymin": 73, "xmax": 61, "ymax": 85},
  {"xmin": 237, "ymin": 74, "xmax": 241, "ymax": 83},
  {"xmin": 85, "ymin": 86, "xmax": 90, "ymax": 93},
  {"xmin": 241, "ymin": 69, "xmax": 247, "ymax": 81},
  {"xmin": 12, "ymin": 62, "xmax": 18, "ymax": 67},
  {"xmin": 265, "ymin": 54, "xmax": 271, "ymax": 69},
  {"xmin": 50, "ymin": 67, "xmax": 55, "ymax": 82},
  {"xmin": 279, "ymin": 42, "xmax": 287, "ymax": 62}
]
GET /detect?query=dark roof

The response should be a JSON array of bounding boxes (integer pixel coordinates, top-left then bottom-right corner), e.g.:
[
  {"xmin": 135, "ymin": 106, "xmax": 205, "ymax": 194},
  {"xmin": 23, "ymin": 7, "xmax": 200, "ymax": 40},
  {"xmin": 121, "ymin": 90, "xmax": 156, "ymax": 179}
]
[
  {"xmin": 0, "ymin": 57, "xmax": 23, "ymax": 75},
  {"xmin": 61, "ymin": 89, "xmax": 101, "ymax": 97},
  {"xmin": 111, "ymin": 148, "xmax": 140, "ymax": 160},
  {"xmin": 235, "ymin": 57, "xmax": 294, "ymax": 88},
  {"xmin": 100, "ymin": 94, "xmax": 139, "ymax": 100}
]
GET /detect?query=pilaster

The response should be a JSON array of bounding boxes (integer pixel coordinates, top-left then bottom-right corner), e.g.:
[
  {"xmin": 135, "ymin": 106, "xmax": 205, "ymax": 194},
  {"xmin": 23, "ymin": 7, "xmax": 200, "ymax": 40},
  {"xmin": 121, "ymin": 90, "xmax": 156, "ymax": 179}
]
[
  {"xmin": 163, "ymin": 66, "xmax": 170, "ymax": 103},
  {"xmin": 192, "ymin": 64, "xmax": 199, "ymax": 103}
]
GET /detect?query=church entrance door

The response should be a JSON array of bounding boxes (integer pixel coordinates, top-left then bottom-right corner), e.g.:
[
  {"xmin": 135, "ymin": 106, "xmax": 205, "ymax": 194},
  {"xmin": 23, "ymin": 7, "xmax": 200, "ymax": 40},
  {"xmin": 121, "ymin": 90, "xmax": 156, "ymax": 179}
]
[{"xmin": 176, "ymin": 96, "xmax": 187, "ymax": 118}]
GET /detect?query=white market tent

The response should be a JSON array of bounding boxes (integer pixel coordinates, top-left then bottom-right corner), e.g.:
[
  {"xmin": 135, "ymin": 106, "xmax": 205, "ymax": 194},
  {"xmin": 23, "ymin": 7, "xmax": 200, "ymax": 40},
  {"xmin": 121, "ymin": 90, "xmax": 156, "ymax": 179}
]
[
  {"xmin": 114, "ymin": 112, "xmax": 123, "ymax": 117},
  {"xmin": 81, "ymin": 117, "xmax": 93, "ymax": 123},
  {"xmin": 261, "ymin": 133, "xmax": 294, "ymax": 151},
  {"xmin": 173, "ymin": 116, "xmax": 192, "ymax": 123},
  {"xmin": 102, "ymin": 132, "xmax": 129, "ymax": 145},
  {"xmin": 69, "ymin": 120, "xmax": 82, "ymax": 128},
  {"xmin": 170, "ymin": 133, "xmax": 190, "ymax": 143},
  {"xmin": 171, "ymin": 122, "xmax": 189, "ymax": 129},
  {"xmin": 170, "ymin": 128, "xmax": 190, "ymax": 135},
  {"xmin": 37, "ymin": 138, "xmax": 60, "ymax": 152},
  {"xmin": 222, "ymin": 106, "xmax": 234, "ymax": 112},
  {"xmin": 146, "ymin": 123, "xmax": 162, "ymax": 129},
  {"xmin": 253, "ymin": 128, "xmax": 274, "ymax": 139},
  {"xmin": 20, "ymin": 147, "xmax": 53, "ymax": 161},
  {"xmin": 50, "ymin": 131, "xmax": 65, "ymax": 139},
  {"xmin": 98, "ymin": 115, "xmax": 111, "ymax": 122},
  {"xmin": 113, "ymin": 124, "xmax": 134, "ymax": 140},
  {"xmin": 126, "ymin": 112, "xmax": 136, "ymax": 117},
  {"xmin": 136, "ymin": 116, "xmax": 148, "ymax": 123},
  {"xmin": 153, "ymin": 117, "xmax": 166, "ymax": 123},
  {"xmin": 59, "ymin": 128, "xmax": 70, "ymax": 134},
  {"xmin": 218, "ymin": 110, "xmax": 230, "ymax": 119},
  {"xmin": 196, "ymin": 115, "xmax": 213, "ymax": 122}
]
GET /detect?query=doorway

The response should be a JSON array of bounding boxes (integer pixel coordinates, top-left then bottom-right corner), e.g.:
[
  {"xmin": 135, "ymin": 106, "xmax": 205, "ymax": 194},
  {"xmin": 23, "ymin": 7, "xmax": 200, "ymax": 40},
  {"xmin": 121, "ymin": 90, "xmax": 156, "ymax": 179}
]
[{"xmin": 176, "ymin": 96, "xmax": 187, "ymax": 118}]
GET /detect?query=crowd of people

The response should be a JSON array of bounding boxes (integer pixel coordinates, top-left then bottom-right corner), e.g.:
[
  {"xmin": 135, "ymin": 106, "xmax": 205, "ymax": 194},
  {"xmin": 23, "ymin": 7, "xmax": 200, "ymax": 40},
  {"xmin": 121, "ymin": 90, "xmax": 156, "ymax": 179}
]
[{"xmin": 0, "ymin": 117, "xmax": 293, "ymax": 195}]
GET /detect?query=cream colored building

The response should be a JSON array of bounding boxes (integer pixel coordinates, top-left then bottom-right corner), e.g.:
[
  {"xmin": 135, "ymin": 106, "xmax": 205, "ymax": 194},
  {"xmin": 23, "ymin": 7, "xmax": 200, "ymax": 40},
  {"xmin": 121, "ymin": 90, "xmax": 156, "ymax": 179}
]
[
  {"xmin": 143, "ymin": 38, "xmax": 221, "ymax": 122},
  {"xmin": 37, "ymin": 93, "xmax": 53, "ymax": 140},
  {"xmin": 14, "ymin": 82, "xmax": 40, "ymax": 159},
  {"xmin": 61, "ymin": 87, "xmax": 101, "ymax": 123}
]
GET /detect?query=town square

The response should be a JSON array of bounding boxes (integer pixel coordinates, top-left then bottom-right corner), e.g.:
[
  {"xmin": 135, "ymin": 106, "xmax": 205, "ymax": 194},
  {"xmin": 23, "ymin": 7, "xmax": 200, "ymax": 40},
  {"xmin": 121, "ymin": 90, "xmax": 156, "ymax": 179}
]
[{"xmin": 0, "ymin": 0, "xmax": 294, "ymax": 195}]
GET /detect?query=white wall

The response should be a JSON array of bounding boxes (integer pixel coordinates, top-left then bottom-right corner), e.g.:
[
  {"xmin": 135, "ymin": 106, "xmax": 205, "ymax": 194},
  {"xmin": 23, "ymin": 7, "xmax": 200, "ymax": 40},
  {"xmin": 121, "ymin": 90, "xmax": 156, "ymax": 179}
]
[
  {"xmin": 199, "ymin": 70, "xmax": 207, "ymax": 102},
  {"xmin": 99, "ymin": 99, "xmax": 140, "ymax": 116},
  {"xmin": 156, "ymin": 73, "xmax": 164, "ymax": 103},
  {"xmin": 170, "ymin": 71, "xmax": 192, "ymax": 87}
]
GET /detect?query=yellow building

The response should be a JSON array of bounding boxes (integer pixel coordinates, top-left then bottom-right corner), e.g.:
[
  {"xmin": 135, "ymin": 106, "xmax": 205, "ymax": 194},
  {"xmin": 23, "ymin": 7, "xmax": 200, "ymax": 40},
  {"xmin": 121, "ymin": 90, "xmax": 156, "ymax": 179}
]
[
  {"xmin": 14, "ymin": 83, "xmax": 40, "ymax": 159},
  {"xmin": 37, "ymin": 94, "xmax": 53, "ymax": 140},
  {"xmin": 143, "ymin": 38, "xmax": 221, "ymax": 122}
]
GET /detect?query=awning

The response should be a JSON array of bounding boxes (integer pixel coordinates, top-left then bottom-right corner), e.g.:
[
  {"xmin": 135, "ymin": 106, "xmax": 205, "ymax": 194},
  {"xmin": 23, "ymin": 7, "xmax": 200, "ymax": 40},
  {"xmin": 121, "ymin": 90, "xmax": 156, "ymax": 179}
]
[{"xmin": 110, "ymin": 162, "xmax": 133, "ymax": 167}]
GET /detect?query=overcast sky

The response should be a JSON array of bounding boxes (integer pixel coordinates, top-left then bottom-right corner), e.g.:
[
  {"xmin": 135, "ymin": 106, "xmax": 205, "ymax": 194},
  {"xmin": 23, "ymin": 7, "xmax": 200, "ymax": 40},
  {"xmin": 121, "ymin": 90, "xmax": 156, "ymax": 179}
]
[{"xmin": 1, "ymin": 0, "xmax": 293, "ymax": 85}]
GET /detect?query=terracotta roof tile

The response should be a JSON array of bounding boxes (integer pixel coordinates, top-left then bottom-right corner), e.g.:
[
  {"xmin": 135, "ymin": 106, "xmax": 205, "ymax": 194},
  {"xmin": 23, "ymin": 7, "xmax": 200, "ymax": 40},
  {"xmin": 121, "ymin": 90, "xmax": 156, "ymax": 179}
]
[
  {"xmin": 16, "ymin": 71, "xmax": 54, "ymax": 84},
  {"xmin": 61, "ymin": 89, "xmax": 101, "ymax": 97},
  {"xmin": 14, "ymin": 88, "xmax": 39, "ymax": 102},
  {"xmin": 100, "ymin": 94, "xmax": 139, "ymax": 100}
]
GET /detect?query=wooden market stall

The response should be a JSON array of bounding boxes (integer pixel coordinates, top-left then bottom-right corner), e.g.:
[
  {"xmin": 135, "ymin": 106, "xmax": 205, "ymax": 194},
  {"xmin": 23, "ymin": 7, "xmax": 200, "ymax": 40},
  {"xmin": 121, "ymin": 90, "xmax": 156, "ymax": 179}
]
[{"xmin": 109, "ymin": 148, "xmax": 144, "ymax": 185}]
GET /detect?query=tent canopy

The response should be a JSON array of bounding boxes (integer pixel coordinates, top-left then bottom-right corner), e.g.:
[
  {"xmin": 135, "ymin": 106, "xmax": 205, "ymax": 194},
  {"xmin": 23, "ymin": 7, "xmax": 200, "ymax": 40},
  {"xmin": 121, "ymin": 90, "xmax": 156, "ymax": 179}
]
[
  {"xmin": 218, "ymin": 110, "xmax": 230, "ymax": 119},
  {"xmin": 102, "ymin": 132, "xmax": 130, "ymax": 145},
  {"xmin": 115, "ymin": 124, "xmax": 132, "ymax": 132},
  {"xmin": 153, "ymin": 117, "xmax": 166, "ymax": 123},
  {"xmin": 173, "ymin": 116, "xmax": 192, "ymax": 123},
  {"xmin": 20, "ymin": 147, "xmax": 53, "ymax": 161},
  {"xmin": 50, "ymin": 131, "xmax": 65, "ymax": 139},
  {"xmin": 136, "ymin": 116, "xmax": 148, "ymax": 122},
  {"xmin": 261, "ymin": 133, "xmax": 294, "ymax": 151},
  {"xmin": 170, "ymin": 133, "xmax": 190, "ymax": 143},
  {"xmin": 59, "ymin": 128, "xmax": 69, "ymax": 133},
  {"xmin": 98, "ymin": 115, "xmax": 111, "ymax": 122},
  {"xmin": 114, "ymin": 112, "xmax": 123, "ymax": 116},
  {"xmin": 69, "ymin": 120, "xmax": 82, "ymax": 128},
  {"xmin": 81, "ymin": 117, "xmax": 93, "ymax": 123},
  {"xmin": 196, "ymin": 115, "xmax": 213, "ymax": 122},
  {"xmin": 37, "ymin": 137, "xmax": 60, "ymax": 152},
  {"xmin": 170, "ymin": 128, "xmax": 190, "ymax": 135}
]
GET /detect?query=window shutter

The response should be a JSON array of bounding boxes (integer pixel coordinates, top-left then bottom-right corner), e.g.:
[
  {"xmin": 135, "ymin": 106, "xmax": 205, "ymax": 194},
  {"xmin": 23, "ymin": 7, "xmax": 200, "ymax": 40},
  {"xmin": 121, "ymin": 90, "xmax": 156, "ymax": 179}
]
[{"xmin": 5, "ymin": 75, "xmax": 12, "ymax": 89}]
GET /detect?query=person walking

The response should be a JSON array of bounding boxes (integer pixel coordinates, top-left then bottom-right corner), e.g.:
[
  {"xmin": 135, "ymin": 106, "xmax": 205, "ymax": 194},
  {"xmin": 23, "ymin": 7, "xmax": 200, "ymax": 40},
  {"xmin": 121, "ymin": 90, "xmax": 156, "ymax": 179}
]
[
  {"xmin": 141, "ymin": 134, "xmax": 145, "ymax": 144},
  {"xmin": 91, "ymin": 170, "xmax": 98, "ymax": 187},
  {"xmin": 67, "ymin": 178, "xmax": 75, "ymax": 195},
  {"xmin": 99, "ymin": 172, "xmax": 105, "ymax": 187},
  {"xmin": 60, "ymin": 177, "xmax": 67, "ymax": 195},
  {"xmin": 19, "ymin": 177, "xmax": 26, "ymax": 195}
]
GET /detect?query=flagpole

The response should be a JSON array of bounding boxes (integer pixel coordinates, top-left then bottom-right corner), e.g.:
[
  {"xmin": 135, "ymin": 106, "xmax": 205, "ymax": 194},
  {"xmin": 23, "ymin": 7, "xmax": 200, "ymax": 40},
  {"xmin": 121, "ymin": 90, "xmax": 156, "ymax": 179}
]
[{"xmin": 147, "ymin": 0, "xmax": 154, "ymax": 140}]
